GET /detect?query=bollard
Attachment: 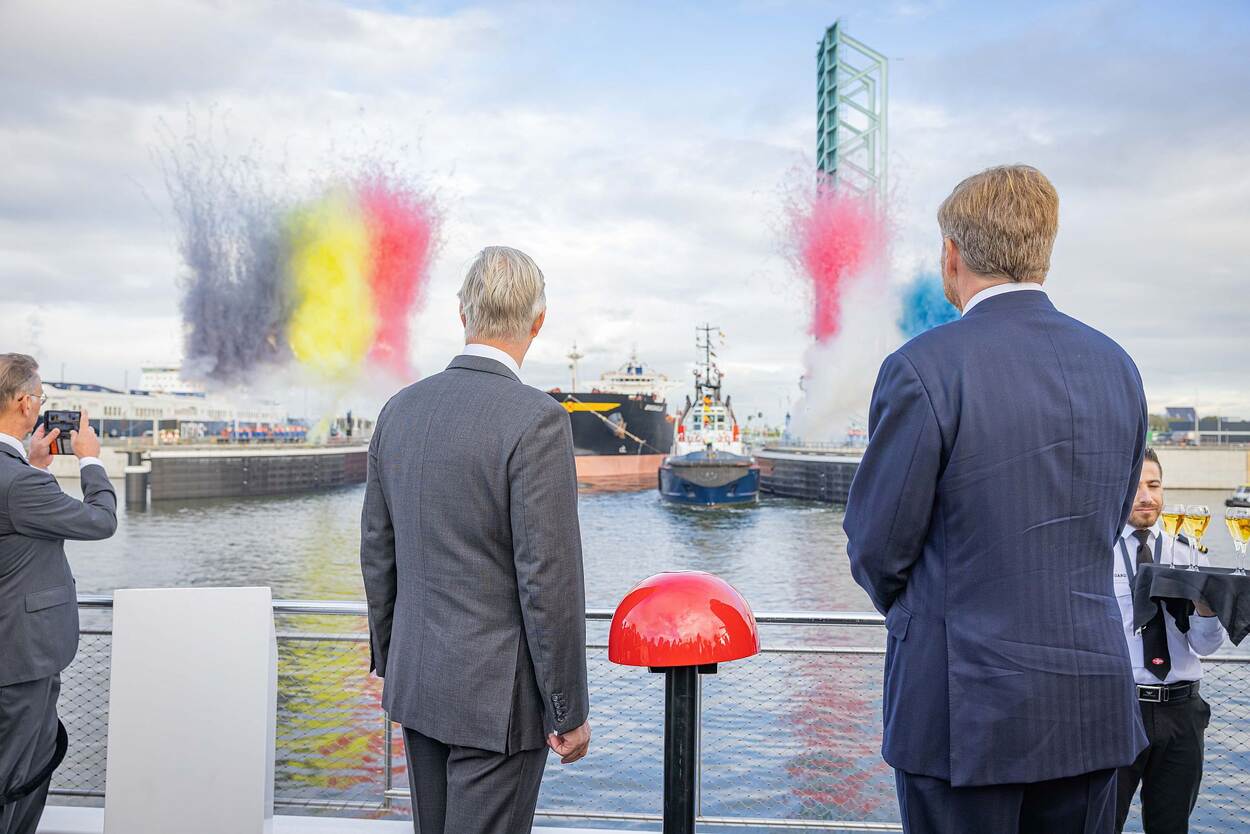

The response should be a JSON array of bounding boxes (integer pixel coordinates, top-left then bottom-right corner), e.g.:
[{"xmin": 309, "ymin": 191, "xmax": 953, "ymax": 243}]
[
  {"xmin": 124, "ymin": 451, "xmax": 150, "ymax": 510},
  {"xmin": 609, "ymin": 571, "xmax": 760, "ymax": 834}
]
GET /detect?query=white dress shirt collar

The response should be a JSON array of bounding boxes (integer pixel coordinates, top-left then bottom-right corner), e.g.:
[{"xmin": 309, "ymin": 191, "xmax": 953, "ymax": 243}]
[
  {"xmin": 1121, "ymin": 521, "xmax": 1162, "ymax": 547},
  {"xmin": 0, "ymin": 432, "xmax": 27, "ymax": 461},
  {"xmin": 460, "ymin": 343, "xmax": 523, "ymax": 381},
  {"xmin": 961, "ymin": 281, "xmax": 1046, "ymax": 316}
]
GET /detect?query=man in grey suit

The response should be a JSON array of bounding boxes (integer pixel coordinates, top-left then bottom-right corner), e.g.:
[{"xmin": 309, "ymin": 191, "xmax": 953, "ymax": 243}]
[
  {"xmin": 360, "ymin": 246, "xmax": 591, "ymax": 834},
  {"xmin": 0, "ymin": 354, "xmax": 117, "ymax": 834}
]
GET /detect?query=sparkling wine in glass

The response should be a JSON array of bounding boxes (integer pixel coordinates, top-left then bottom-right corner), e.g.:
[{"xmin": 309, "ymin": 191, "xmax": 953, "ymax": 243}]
[
  {"xmin": 1227, "ymin": 508, "xmax": 1250, "ymax": 576},
  {"xmin": 1161, "ymin": 505, "xmax": 1186, "ymax": 567},
  {"xmin": 1182, "ymin": 505, "xmax": 1211, "ymax": 571}
]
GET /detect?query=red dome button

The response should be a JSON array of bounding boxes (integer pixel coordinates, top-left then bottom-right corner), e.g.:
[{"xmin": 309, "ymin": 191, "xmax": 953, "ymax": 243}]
[{"xmin": 608, "ymin": 571, "xmax": 760, "ymax": 668}]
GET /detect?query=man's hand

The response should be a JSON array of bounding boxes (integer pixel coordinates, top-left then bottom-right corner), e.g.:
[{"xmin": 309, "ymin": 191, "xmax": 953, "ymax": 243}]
[
  {"xmin": 1196, "ymin": 602, "xmax": 1217, "ymax": 617},
  {"xmin": 71, "ymin": 410, "xmax": 101, "ymax": 459},
  {"xmin": 28, "ymin": 425, "xmax": 60, "ymax": 469},
  {"xmin": 547, "ymin": 721, "xmax": 590, "ymax": 764}
]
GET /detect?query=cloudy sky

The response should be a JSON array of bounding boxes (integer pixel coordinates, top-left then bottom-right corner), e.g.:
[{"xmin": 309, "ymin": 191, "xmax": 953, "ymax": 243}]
[{"xmin": 2, "ymin": 0, "xmax": 1248, "ymax": 423}]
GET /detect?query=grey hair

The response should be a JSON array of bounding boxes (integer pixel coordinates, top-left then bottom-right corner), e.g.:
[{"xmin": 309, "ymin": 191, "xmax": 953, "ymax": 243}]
[
  {"xmin": 0, "ymin": 353, "xmax": 40, "ymax": 409},
  {"xmin": 457, "ymin": 246, "xmax": 547, "ymax": 342}
]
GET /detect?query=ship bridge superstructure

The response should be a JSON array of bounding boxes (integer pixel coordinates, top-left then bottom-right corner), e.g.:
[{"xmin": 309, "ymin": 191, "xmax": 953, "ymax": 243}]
[{"xmin": 673, "ymin": 325, "xmax": 745, "ymax": 457}]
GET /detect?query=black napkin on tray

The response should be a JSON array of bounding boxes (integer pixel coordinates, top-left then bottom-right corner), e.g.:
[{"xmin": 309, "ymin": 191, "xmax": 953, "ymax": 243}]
[{"xmin": 1131, "ymin": 564, "xmax": 1250, "ymax": 647}]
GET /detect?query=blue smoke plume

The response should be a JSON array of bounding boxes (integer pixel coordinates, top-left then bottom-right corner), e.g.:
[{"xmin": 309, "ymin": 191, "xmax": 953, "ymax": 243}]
[{"xmin": 899, "ymin": 273, "xmax": 959, "ymax": 339}]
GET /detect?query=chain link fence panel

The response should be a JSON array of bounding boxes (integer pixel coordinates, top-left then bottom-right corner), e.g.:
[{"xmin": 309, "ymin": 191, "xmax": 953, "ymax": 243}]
[{"xmin": 46, "ymin": 606, "xmax": 1250, "ymax": 833}]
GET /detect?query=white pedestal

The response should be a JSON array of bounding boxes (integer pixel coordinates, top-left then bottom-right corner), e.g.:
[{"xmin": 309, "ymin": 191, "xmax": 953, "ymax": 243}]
[{"xmin": 103, "ymin": 587, "xmax": 277, "ymax": 834}]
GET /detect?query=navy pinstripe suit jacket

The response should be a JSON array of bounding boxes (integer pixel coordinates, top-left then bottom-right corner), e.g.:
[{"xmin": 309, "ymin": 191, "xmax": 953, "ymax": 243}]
[{"xmin": 844, "ymin": 288, "xmax": 1149, "ymax": 786}]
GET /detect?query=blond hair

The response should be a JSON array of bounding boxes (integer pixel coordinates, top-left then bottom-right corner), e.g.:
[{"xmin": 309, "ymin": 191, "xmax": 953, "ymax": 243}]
[
  {"xmin": 457, "ymin": 246, "xmax": 547, "ymax": 342},
  {"xmin": 937, "ymin": 165, "xmax": 1059, "ymax": 283}
]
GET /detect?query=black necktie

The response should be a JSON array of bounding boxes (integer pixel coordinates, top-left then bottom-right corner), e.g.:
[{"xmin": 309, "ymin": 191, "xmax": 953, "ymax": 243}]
[
  {"xmin": 1136, "ymin": 530, "xmax": 1171, "ymax": 680},
  {"xmin": 1134, "ymin": 529, "xmax": 1152, "ymax": 566}
]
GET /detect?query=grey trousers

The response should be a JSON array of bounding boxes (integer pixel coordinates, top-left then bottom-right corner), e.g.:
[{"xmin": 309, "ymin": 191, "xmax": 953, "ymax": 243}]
[
  {"xmin": 0, "ymin": 674, "xmax": 60, "ymax": 834},
  {"xmin": 403, "ymin": 727, "xmax": 548, "ymax": 834}
]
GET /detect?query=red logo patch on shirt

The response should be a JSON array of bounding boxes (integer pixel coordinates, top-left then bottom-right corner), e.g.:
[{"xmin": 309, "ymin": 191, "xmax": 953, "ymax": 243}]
[{"xmin": 1151, "ymin": 658, "xmax": 1165, "ymax": 665}]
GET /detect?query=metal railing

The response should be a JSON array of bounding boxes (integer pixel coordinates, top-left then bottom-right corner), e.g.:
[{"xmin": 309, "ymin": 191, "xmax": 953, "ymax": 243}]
[{"xmin": 55, "ymin": 596, "xmax": 1250, "ymax": 833}]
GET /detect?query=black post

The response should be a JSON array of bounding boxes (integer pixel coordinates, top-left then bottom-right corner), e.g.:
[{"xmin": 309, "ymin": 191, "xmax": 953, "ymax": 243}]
[
  {"xmin": 663, "ymin": 665, "xmax": 698, "ymax": 834},
  {"xmin": 124, "ymin": 451, "xmax": 148, "ymax": 510}
]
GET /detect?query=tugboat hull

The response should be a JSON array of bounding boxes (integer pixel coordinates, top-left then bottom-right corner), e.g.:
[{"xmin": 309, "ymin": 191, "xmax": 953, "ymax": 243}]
[{"xmin": 659, "ymin": 453, "xmax": 760, "ymax": 506}]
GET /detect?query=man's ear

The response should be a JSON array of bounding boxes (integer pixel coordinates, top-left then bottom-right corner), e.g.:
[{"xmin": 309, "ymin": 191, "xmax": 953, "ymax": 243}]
[
  {"xmin": 459, "ymin": 306, "xmax": 467, "ymax": 329},
  {"xmin": 942, "ymin": 238, "xmax": 960, "ymax": 280},
  {"xmin": 531, "ymin": 310, "xmax": 546, "ymax": 338}
]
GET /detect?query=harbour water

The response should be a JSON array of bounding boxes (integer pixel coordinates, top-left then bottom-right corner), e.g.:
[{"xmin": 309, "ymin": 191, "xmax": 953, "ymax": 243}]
[
  {"xmin": 61, "ymin": 480, "xmax": 1242, "ymax": 603},
  {"xmin": 54, "ymin": 479, "xmax": 1247, "ymax": 832},
  {"xmin": 63, "ymin": 481, "xmax": 873, "ymax": 610}
]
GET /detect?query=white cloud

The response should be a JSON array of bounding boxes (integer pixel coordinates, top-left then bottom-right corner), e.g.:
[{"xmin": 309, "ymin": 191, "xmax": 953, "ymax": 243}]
[{"xmin": 0, "ymin": 0, "xmax": 1246, "ymax": 428}]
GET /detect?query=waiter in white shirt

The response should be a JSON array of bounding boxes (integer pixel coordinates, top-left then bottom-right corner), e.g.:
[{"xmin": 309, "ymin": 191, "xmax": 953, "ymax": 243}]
[{"xmin": 1113, "ymin": 448, "xmax": 1224, "ymax": 834}]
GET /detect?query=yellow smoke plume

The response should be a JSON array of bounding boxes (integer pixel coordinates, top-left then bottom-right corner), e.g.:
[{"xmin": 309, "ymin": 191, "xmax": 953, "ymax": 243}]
[{"xmin": 286, "ymin": 191, "xmax": 376, "ymax": 379}]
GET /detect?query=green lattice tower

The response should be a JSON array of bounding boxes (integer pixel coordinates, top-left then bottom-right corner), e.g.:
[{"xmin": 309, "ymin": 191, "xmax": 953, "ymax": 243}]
[{"xmin": 816, "ymin": 21, "xmax": 888, "ymax": 201}]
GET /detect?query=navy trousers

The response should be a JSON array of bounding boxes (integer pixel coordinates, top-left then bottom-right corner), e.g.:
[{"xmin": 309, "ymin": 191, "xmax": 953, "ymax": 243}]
[{"xmin": 896, "ymin": 768, "xmax": 1117, "ymax": 834}]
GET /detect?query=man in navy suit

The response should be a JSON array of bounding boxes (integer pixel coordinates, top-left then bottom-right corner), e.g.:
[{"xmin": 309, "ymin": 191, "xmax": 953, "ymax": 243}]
[{"xmin": 844, "ymin": 165, "xmax": 1148, "ymax": 833}]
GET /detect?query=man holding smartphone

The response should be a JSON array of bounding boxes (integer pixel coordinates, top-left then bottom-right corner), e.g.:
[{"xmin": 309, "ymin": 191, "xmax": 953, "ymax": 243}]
[{"xmin": 0, "ymin": 353, "xmax": 116, "ymax": 834}]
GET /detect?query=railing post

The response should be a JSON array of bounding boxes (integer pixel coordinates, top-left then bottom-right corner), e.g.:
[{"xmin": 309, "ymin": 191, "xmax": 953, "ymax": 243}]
[
  {"xmin": 696, "ymin": 679, "xmax": 704, "ymax": 820},
  {"xmin": 383, "ymin": 715, "xmax": 393, "ymax": 810}
]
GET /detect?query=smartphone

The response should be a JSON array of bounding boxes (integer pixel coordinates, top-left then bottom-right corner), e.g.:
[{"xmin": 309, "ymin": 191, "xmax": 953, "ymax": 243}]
[{"xmin": 42, "ymin": 410, "xmax": 80, "ymax": 455}]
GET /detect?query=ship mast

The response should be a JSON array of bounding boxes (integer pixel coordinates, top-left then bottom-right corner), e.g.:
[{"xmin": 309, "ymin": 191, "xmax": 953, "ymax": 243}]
[
  {"xmin": 567, "ymin": 343, "xmax": 584, "ymax": 392},
  {"xmin": 693, "ymin": 324, "xmax": 723, "ymax": 404}
]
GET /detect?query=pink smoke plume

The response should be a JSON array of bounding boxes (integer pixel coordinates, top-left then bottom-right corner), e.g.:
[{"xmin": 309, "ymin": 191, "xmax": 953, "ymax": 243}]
[
  {"xmin": 360, "ymin": 176, "xmax": 439, "ymax": 376},
  {"xmin": 786, "ymin": 181, "xmax": 884, "ymax": 342}
]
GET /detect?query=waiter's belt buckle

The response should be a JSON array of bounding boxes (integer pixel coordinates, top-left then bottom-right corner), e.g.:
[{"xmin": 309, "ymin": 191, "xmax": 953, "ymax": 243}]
[{"xmin": 1137, "ymin": 681, "xmax": 1198, "ymax": 703}]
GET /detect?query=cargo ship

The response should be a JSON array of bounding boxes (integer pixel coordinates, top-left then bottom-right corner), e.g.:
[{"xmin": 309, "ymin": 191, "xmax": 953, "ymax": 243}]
[{"xmin": 548, "ymin": 348, "xmax": 675, "ymax": 483}]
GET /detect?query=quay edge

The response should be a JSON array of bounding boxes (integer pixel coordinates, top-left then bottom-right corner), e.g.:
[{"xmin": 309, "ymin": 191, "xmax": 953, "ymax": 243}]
[{"xmin": 755, "ymin": 446, "xmax": 862, "ymax": 503}]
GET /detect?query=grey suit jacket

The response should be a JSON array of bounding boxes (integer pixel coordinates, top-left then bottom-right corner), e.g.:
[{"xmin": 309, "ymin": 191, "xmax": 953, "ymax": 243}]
[
  {"xmin": 0, "ymin": 445, "xmax": 117, "ymax": 687},
  {"xmin": 360, "ymin": 354, "xmax": 589, "ymax": 754}
]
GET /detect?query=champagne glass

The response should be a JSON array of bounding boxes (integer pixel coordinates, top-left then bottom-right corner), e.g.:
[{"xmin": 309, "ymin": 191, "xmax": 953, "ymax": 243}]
[
  {"xmin": 1182, "ymin": 505, "xmax": 1211, "ymax": 571},
  {"xmin": 1226, "ymin": 508, "xmax": 1250, "ymax": 576},
  {"xmin": 1161, "ymin": 504, "xmax": 1186, "ymax": 568}
]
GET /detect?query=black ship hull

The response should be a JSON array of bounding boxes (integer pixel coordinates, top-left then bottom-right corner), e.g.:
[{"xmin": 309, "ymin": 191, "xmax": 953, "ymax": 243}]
[{"xmin": 548, "ymin": 392, "xmax": 674, "ymax": 481}]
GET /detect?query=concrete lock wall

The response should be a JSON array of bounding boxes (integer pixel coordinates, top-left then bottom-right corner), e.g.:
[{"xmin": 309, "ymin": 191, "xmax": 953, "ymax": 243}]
[
  {"xmin": 757, "ymin": 450, "xmax": 861, "ymax": 503},
  {"xmin": 1155, "ymin": 448, "xmax": 1250, "ymax": 491},
  {"xmin": 148, "ymin": 447, "xmax": 368, "ymax": 500},
  {"xmin": 756, "ymin": 446, "xmax": 1248, "ymax": 504},
  {"xmin": 48, "ymin": 449, "xmax": 128, "ymax": 479}
]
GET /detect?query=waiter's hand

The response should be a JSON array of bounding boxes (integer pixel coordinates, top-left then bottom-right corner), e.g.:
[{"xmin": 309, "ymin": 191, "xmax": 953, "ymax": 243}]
[
  {"xmin": 71, "ymin": 410, "xmax": 101, "ymax": 458},
  {"xmin": 548, "ymin": 720, "xmax": 591, "ymax": 764},
  {"xmin": 1196, "ymin": 602, "xmax": 1217, "ymax": 617},
  {"xmin": 28, "ymin": 425, "xmax": 60, "ymax": 469}
]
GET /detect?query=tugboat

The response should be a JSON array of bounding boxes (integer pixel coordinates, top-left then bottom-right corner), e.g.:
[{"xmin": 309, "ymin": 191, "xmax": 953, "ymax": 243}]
[{"xmin": 659, "ymin": 325, "xmax": 760, "ymax": 506}]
